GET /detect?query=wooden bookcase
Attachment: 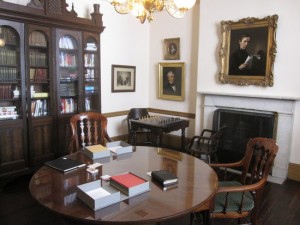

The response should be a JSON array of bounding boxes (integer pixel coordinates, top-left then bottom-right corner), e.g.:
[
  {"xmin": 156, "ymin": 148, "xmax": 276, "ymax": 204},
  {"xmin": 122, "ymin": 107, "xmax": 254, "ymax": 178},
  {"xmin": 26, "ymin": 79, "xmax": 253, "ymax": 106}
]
[{"xmin": 0, "ymin": 0, "xmax": 104, "ymax": 187}]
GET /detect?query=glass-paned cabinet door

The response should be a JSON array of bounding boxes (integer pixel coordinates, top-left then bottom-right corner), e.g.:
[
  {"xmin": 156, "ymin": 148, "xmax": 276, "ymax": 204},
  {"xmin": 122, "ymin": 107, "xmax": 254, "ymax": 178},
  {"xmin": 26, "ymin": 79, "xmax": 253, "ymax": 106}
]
[
  {"xmin": 28, "ymin": 30, "xmax": 50, "ymax": 117},
  {"xmin": 58, "ymin": 34, "xmax": 79, "ymax": 114},
  {"xmin": 0, "ymin": 24, "xmax": 23, "ymax": 120},
  {"xmin": 83, "ymin": 35, "xmax": 100, "ymax": 111}
]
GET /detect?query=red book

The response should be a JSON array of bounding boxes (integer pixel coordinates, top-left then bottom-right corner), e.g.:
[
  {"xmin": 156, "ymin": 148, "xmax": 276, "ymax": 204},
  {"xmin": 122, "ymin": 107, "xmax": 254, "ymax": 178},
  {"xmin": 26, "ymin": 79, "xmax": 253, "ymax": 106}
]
[{"xmin": 109, "ymin": 172, "xmax": 149, "ymax": 197}]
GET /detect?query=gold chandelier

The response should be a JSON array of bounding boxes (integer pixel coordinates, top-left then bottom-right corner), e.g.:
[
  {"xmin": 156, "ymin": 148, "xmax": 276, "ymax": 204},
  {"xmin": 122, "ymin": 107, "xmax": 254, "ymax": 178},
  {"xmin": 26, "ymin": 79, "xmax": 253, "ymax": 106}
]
[{"xmin": 108, "ymin": 0, "xmax": 196, "ymax": 24}]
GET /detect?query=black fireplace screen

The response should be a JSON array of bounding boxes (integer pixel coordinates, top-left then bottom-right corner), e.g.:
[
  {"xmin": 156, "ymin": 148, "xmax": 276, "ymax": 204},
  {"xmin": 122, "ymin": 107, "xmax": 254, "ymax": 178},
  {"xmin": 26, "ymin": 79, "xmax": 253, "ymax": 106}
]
[{"xmin": 213, "ymin": 109, "xmax": 276, "ymax": 163}]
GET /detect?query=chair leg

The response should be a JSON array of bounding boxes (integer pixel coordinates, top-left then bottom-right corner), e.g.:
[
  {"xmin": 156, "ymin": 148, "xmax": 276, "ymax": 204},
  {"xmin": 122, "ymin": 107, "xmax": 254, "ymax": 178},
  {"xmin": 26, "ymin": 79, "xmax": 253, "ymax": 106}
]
[
  {"xmin": 203, "ymin": 210, "xmax": 210, "ymax": 225},
  {"xmin": 207, "ymin": 155, "xmax": 211, "ymax": 164},
  {"xmin": 190, "ymin": 213, "xmax": 194, "ymax": 225},
  {"xmin": 190, "ymin": 211, "xmax": 210, "ymax": 225}
]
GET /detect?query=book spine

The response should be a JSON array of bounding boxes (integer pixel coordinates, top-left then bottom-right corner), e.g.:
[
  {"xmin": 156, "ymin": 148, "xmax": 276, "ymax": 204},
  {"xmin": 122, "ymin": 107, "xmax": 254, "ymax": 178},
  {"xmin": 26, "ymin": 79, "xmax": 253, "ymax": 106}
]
[
  {"xmin": 109, "ymin": 179, "xmax": 129, "ymax": 195},
  {"xmin": 151, "ymin": 173, "xmax": 165, "ymax": 185}
]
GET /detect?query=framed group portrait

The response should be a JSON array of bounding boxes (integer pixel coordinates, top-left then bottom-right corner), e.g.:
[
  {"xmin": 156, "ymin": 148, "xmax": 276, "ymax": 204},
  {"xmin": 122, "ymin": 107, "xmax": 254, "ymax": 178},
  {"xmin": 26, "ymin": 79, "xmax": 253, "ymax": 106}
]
[
  {"xmin": 218, "ymin": 14, "xmax": 278, "ymax": 86},
  {"xmin": 111, "ymin": 64, "xmax": 136, "ymax": 92},
  {"xmin": 158, "ymin": 62, "xmax": 185, "ymax": 101},
  {"xmin": 164, "ymin": 38, "xmax": 180, "ymax": 60}
]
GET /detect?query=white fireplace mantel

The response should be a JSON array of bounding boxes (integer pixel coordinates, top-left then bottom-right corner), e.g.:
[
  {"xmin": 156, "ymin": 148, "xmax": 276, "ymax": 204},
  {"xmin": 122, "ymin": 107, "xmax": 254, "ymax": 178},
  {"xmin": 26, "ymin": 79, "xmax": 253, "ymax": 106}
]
[{"xmin": 201, "ymin": 94, "xmax": 295, "ymax": 184}]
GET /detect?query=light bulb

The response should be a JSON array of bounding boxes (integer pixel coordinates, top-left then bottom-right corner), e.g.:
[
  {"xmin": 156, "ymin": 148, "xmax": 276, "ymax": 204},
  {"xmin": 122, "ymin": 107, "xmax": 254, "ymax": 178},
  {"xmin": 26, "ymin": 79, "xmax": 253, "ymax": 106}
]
[
  {"xmin": 0, "ymin": 38, "xmax": 5, "ymax": 47},
  {"xmin": 173, "ymin": 0, "xmax": 196, "ymax": 10},
  {"xmin": 130, "ymin": 2, "xmax": 145, "ymax": 17}
]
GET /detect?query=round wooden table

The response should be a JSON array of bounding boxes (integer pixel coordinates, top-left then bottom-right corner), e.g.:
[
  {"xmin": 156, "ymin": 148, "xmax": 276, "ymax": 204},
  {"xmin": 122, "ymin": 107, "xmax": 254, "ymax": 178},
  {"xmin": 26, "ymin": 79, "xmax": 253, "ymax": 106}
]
[{"xmin": 29, "ymin": 146, "xmax": 218, "ymax": 224}]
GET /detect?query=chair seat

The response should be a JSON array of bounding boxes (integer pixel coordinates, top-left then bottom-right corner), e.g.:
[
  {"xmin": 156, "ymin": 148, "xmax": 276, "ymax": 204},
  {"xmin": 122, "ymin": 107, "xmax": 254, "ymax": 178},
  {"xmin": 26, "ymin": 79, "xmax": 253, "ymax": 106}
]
[
  {"xmin": 214, "ymin": 181, "xmax": 254, "ymax": 213},
  {"xmin": 188, "ymin": 142, "xmax": 214, "ymax": 154}
]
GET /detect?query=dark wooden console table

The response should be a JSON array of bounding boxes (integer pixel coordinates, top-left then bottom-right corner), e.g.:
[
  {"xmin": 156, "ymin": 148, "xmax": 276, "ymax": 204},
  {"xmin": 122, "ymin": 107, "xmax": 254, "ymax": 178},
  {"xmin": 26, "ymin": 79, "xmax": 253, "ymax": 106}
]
[
  {"xmin": 29, "ymin": 146, "xmax": 217, "ymax": 225},
  {"xmin": 130, "ymin": 116, "xmax": 189, "ymax": 150}
]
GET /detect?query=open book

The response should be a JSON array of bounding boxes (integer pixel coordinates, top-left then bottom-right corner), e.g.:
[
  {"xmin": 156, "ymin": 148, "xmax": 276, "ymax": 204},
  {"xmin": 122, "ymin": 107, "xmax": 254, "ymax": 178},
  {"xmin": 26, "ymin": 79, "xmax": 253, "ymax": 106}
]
[{"xmin": 244, "ymin": 55, "xmax": 253, "ymax": 66}]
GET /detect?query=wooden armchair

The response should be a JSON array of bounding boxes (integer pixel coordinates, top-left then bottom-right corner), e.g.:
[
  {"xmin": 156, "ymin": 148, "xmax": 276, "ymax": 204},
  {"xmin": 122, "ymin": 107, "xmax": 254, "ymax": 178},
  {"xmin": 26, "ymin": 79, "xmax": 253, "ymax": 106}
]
[
  {"xmin": 68, "ymin": 112, "xmax": 112, "ymax": 154},
  {"xmin": 127, "ymin": 108, "xmax": 152, "ymax": 146},
  {"xmin": 186, "ymin": 126, "xmax": 226, "ymax": 163},
  {"xmin": 191, "ymin": 137, "xmax": 278, "ymax": 225}
]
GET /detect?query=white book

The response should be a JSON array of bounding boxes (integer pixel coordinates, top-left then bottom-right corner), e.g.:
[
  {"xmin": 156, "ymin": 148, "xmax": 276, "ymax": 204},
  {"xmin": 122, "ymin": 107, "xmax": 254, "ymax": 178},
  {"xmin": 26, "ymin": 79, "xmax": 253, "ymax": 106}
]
[
  {"xmin": 85, "ymin": 187, "xmax": 110, "ymax": 199},
  {"xmin": 77, "ymin": 180, "xmax": 121, "ymax": 211},
  {"xmin": 244, "ymin": 55, "xmax": 253, "ymax": 67}
]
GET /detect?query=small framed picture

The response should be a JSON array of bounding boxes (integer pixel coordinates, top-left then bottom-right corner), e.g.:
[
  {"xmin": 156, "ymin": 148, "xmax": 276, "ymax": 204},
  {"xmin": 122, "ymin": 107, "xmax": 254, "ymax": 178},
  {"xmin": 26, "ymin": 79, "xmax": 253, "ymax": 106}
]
[
  {"xmin": 158, "ymin": 62, "xmax": 185, "ymax": 101},
  {"xmin": 111, "ymin": 64, "xmax": 136, "ymax": 92},
  {"xmin": 219, "ymin": 15, "xmax": 278, "ymax": 86},
  {"xmin": 164, "ymin": 38, "xmax": 180, "ymax": 60}
]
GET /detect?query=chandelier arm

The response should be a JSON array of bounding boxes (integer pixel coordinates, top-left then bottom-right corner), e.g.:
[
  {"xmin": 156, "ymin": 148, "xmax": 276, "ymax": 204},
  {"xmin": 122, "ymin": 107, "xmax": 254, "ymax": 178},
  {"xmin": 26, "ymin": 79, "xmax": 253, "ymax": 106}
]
[{"xmin": 110, "ymin": 0, "xmax": 194, "ymax": 23}]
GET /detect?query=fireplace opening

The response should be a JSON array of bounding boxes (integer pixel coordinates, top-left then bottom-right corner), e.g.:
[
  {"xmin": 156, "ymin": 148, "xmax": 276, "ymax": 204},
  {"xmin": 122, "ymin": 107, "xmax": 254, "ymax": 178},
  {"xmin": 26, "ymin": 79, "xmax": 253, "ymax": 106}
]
[{"xmin": 213, "ymin": 109, "xmax": 277, "ymax": 163}]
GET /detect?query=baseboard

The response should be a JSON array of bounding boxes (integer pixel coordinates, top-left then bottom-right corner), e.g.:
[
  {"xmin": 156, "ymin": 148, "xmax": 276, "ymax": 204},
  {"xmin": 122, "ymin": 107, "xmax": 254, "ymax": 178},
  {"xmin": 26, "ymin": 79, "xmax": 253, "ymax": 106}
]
[
  {"xmin": 288, "ymin": 163, "xmax": 300, "ymax": 182},
  {"xmin": 111, "ymin": 134, "xmax": 190, "ymax": 151}
]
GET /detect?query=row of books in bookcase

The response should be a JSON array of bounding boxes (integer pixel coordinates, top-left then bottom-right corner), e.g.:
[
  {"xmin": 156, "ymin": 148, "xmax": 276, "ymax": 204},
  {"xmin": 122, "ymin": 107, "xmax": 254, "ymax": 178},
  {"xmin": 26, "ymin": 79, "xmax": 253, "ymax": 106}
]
[
  {"xmin": 85, "ymin": 68, "xmax": 95, "ymax": 80},
  {"xmin": 59, "ymin": 52, "xmax": 77, "ymax": 67},
  {"xmin": 29, "ymin": 31, "xmax": 47, "ymax": 47},
  {"xmin": 0, "ymin": 67, "xmax": 18, "ymax": 81},
  {"xmin": 29, "ymin": 51, "xmax": 47, "ymax": 67},
  {"xmin": 61, "ymin": 98, "xmax": 77, "ymax": 114},
  {"xmin": 30, "ymin": 68, "xmax": 47, "ymax": 82},
  {"xmin": 59, "ymin": 36, "xmax": 76, "ymax": 50},
  {"xmin": 31, "ymin": 99, "xmax": 48, "ymax": 117},
  {"xmin": 0, "ymin": 84, "xmax": 20, "ymax": 99},
  {"xmin": 84, "ymin": 54, "xmax": 95, "ymax": 67},
  {"xmin": 0, "ymin": 27, "xmax": 17, "ymax": 45},
  {"xmin": 0, "ymin": 49, "xmax": 17, "ymax": 65}
]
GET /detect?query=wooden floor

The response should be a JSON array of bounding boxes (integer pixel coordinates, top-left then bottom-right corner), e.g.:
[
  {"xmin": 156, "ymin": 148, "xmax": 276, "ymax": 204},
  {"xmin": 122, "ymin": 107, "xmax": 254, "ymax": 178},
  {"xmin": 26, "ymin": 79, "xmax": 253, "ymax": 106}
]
[{"xmin": 1, "ymin": 174, "xmax": 300, "ymax": 225}]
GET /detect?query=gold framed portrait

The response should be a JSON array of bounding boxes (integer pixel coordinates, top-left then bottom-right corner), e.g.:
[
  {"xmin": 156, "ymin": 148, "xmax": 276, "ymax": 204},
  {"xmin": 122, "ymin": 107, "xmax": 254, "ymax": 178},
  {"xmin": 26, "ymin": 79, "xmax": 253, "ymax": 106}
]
[
  {"xmin": 219, "ymin": 15, "xmax": 278, "ymax": 86},
  {"xmin": 158, "ymin": 62, "xmax": 185, "ymax": 101},
  {"xmin": 164, "ymin": 38, "xmax": 180, "ymax": 60}
]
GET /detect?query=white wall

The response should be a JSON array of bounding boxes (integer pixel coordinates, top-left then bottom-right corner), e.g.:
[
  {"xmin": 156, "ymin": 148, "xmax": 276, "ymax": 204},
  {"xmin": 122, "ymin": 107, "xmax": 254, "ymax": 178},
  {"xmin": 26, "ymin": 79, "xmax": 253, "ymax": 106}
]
[{"xmin": 197, "ymin": 0, "xmax": 300, "ymax": 164}]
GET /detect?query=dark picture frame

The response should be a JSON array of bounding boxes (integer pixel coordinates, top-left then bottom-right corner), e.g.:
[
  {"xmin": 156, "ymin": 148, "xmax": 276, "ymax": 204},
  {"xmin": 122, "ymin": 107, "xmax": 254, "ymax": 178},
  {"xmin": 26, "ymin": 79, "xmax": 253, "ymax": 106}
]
[
  {"xmin": 219, "ymin": 15, "xmax": 278, "ymax": 86},
  {"xmin": 111, "ymin": 64, "xmax": 136, "ymax": 92},
  {"xmin": 158, "ymin": 62, "xmax": 185, "ymax": 101},
  {"xmin": 164, "ymin": 38, "xmax": 180, "ymax": 60}
]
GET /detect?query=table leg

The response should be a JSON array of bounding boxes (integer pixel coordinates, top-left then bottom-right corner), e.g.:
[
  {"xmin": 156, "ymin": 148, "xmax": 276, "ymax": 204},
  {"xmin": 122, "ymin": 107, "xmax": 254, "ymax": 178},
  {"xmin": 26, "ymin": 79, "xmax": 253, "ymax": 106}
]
[
  {"xmin": 158, "ymin": 132, "xmax": 163, "ymax": 147},
  {"xmin": 132, "ymin": 130, "xmax": 137, "ymax": 146},
  {"xmin": 181, "ymin": 128, "xmax": 186, "ymax": 151}
]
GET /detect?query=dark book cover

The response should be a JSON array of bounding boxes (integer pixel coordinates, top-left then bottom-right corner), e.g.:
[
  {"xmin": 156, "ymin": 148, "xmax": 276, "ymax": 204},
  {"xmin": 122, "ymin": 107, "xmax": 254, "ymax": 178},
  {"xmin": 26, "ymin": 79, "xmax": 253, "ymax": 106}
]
[
  {"xmin": 45, "ymin": 157, "xmax": 86, "ymax": 173},
  {"xmin": 151, "ymin": 170, "xmax": 178, "ymax": 186}
]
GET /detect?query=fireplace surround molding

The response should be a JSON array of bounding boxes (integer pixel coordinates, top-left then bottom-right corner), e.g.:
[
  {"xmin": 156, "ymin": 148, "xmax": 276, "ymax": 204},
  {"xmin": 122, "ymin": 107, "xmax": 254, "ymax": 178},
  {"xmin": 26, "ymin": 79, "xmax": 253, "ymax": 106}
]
[{"xmin": 201, "ymin": 94, "xmax": 295, "ymax": 184}]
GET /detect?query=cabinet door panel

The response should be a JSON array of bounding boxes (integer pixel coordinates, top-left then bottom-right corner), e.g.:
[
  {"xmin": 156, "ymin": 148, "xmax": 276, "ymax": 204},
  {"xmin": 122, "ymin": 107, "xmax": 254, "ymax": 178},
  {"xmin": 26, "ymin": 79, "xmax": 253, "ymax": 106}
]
[
  {"xmin": 30, "ymin": 117, "xmax": 55, "ymax": 165},
  {"xmin": 0, "ymin": 121, "xmax": 27, "ymax": 174},
  {"xmin": 27, "ymin": 24, "xmax": 55, "ymax": 166},
  {"xmin": 0, "ymin": 20, "xmax": 27, "ymax": 177}
]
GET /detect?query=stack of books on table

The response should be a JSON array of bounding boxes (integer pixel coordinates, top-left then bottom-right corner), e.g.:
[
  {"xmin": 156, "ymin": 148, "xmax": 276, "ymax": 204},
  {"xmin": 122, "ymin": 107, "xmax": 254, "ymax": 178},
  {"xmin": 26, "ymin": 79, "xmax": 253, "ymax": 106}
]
[
  {"xmin": 84, "ymin": 144, "xmax": 111, "ymax": 159},
  {"xmin": 76, "ymin": 172, "xmax": 150, "ymax": 211},
  {"xmin": 107, "ymin": 141, "xmax": 133, "ymax": 155},
  {"xmin": 151, "ymin": 170, "xmax": 178, "ymax": 191},
  {"xmin": 109, "ymin": 172, "xmax": 150, "ymax": 197}
]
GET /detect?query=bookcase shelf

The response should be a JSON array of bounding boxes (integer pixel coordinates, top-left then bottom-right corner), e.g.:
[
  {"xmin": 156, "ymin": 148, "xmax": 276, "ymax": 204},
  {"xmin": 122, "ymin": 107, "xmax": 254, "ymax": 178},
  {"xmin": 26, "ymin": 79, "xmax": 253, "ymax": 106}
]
[{"xmin": 0, "ymin": 0, "xmax": 104, "ymax": 188}]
